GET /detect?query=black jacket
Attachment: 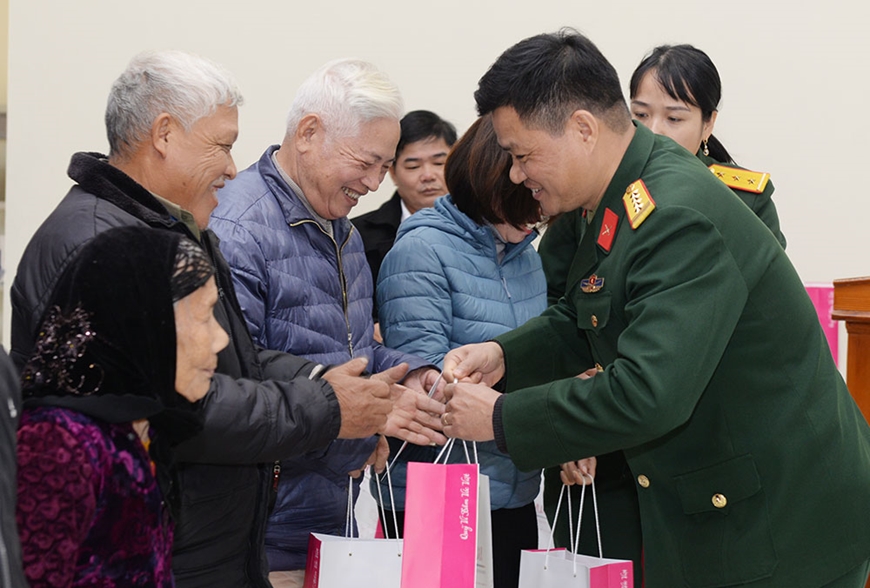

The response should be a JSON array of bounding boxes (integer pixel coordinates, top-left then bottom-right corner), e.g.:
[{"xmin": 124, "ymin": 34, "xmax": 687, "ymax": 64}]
[
  {"xmin": 350, "ymin": 192, "xmax": 403, "ymax": 321},
  {"xmin": 0, "ymin": 346, "xmax": 26, "ymax": 588},
  {"xmin": 11, "ymin": 153, "xmax": 343, "ymax": 588}
]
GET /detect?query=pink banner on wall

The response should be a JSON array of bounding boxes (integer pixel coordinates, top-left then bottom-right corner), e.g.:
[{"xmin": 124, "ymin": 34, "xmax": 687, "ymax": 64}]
[{"xmin": 805, "ymin": 283, "xmax": 838, "ymax": 366}]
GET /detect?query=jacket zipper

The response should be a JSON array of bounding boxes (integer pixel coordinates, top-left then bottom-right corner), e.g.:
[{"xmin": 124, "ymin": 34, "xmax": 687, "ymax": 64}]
[
  {"xmin": 501, "ymin": 276, "xmax": 512, "ymax": 299},
  {"xmin": 500, "ymin": 272, "xmax": 520, "ymax": 327},
  {"xmin": 272, "ymin": 461, "xmax": 281, "ymax": 493},
  {"xmin": 289, "ymin": 219, "xmax": 355, "ymax": 358}
]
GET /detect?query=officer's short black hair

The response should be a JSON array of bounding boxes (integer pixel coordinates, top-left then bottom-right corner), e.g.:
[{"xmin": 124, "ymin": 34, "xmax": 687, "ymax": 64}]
[
  {"xmin": 629, "ymin": 44, "xmax": 732, "ymax": 162},
  {"xmin": 474, "ymin": 28, "xmax": 630, "ymax": 134},
  {"xmin": 395, "ymin": 110, "xmax": 457, "ymax": 161}
]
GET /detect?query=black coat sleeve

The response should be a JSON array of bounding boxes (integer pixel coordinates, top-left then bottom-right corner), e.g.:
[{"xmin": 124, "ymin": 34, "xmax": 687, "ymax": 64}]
[{"xmin": 173, "ymin": 368, "xmax": 340, "ymax": 464}]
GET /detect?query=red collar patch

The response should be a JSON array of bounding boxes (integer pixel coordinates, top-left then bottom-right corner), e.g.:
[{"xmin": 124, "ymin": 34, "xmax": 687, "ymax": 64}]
[{"xmin": 597, "ymin": 208, "xmax": 618, "ymax": 252}]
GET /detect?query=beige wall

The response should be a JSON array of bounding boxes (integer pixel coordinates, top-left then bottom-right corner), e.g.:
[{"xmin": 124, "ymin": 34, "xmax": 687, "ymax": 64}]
[
  {"xmin": 0, "ymin": 0, "xmax": 7, "ymax": 331},
  {"xmin": 0, "ymin": 0, "xmax": 7, "ymax": 110},
  {"xmin": 4, "ymin": 0, "xmax": 868, "ymax": 343}
]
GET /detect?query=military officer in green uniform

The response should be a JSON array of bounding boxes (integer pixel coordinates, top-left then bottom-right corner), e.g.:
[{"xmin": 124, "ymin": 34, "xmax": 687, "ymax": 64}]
[
  {"xmin": 537, "ymin": 44, "xmax": 791, "ymax": 585},
  {"xmin": 542, "ymin": 43, "xmax": 786, "ymax": 307},
  {"xmin": 441, "ymin": 29, "xmax": 870, "ymax": 587}
]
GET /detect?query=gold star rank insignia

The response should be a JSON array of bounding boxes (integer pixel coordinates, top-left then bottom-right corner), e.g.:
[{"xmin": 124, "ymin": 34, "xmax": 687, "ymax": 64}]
[
  {"xmin": 623, "ymin": 180, "xmax": 656, "ymax": 229},
  {"xmin": 580, "ymin": 274, "xmax": 604, "ymax": 293},
  {"xmin": 708, "ymin": 164, "xmax": 770, "ymax": 194}
]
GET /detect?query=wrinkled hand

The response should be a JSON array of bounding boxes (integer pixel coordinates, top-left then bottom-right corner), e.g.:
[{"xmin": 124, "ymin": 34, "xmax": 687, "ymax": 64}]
[
  {"xmin": 559, "ymin": 457, "xmax": 597, "ymax": 486},
  {"xmin": 442, "ymin": 342, "xmax": 505, "ymax": 387},
  {"xmin": 373, "ymin": 364, "xmax": 447, "ymax": 446},
  {"xmin": 324, "ymin": 357, "xmax": 391, "ymax": 439},
  {"xmin": 403, "ymin": 367, "xmax": 445, "ymax": 400},
  {"xmin": 349, "ymin": 435, "xmax": 390, "ymax": 478},
  {"xmin": 441, "ymin": 381, "xmax": 501, "ymax": 441}
]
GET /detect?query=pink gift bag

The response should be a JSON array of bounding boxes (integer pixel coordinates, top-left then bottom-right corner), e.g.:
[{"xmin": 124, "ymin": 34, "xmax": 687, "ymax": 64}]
[
  {"xmin": 519, "ymin": 477, "xmax": 633, "ymax": 588},
  {"xmin": 401, "ymin": 460, "xmax": 480, "ymax": 588}
]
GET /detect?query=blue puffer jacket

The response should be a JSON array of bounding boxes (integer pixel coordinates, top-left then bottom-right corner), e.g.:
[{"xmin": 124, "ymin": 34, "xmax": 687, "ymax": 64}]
[
  {"xmin": 375, "ymin": 195, "xmax": 546, "ymax": 510},
  {"xmin": 211, "ymin": 146, "xmax": 428, "ymax": 571}
]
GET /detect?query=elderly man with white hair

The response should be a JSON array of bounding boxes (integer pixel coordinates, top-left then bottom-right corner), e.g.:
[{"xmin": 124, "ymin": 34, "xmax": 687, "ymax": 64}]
[
  {"xmin": 11, "ymin": 51, "xmax": 444, "ymax": 588},
  {"xmin": 211, "ymin": 59, "xmax": 442, "ymax": 588}
]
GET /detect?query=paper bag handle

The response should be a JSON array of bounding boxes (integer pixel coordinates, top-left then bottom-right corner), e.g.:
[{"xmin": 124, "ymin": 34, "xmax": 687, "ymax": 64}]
[
  {"xmin": 571, "ymin": 474, "xmax": 603, "ymax": 561},
  {"xmin": 385, "ymin": 370, "xmax": 444, "ymax": 472},
  {"xmin": 371, "ymin": 458, "xmax": 401, "ymax": 542},
  {"xmin": 434, "ymin": 437, "xmax": 479, "ymax": 465},
  {"xmin": 545, "ymin": 475, "xmax": 603, "ymax": 574}
]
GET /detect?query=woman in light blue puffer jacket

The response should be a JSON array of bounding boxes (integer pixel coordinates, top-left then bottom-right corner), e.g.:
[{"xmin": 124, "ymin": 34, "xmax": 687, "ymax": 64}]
[{"xmin": 375, "ymin": 115, "xmax": 546, "ymax": 588}]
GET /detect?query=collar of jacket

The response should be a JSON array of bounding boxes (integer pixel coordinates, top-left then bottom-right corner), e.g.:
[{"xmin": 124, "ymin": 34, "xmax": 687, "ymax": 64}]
[
  {"xmin": 566, "ymin": 122, "xmax": 654, "ymax": 287},
  {"xmin": 358, "ymin": 191, "xmax": 403, "ymax": 228},
  {"xmin": 255, "ymin": 145, "xmax": 354, "ymax": 244},
  {"xmin": 68, "ymin": 152, "xmax": 182, "ymax": 232},
  {"xmin": 399, "ymin": 194, "xmax": 538, "ymax": 265}
]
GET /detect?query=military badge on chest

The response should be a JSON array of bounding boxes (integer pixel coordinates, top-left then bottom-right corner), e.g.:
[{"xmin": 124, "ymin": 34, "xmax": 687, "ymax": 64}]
[{"xmin": 580, "ymin": 273, "xmax": 604, "ymax": 293}]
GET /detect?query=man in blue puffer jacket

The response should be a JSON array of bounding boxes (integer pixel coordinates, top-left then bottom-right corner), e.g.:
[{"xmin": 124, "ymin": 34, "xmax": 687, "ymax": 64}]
[{"xmin": 211, "ymin": 58, "xmax": 442, "ymax": 588}]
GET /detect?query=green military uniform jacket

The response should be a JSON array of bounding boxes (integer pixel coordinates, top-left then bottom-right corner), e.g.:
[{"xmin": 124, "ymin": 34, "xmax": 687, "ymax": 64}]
[
  {"xmin": 540, "ymin": 135, "xmax": 786, "ymax": 306},
  {"xmin": 495, "ymin": 124, "xmax": 870, "ymax": 587}
]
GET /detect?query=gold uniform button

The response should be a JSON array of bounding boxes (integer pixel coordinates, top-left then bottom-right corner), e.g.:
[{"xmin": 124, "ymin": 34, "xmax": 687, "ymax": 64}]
[
  {"xmin": 712, "ymin": 494, "xmax": 727, "ymax": 508},
  {"xmin": 591, "ymin": 315, "xmax": 598, "ymax": 327},
  {"xmin": 637, "ymin": 475, "xmax": 650, "ymax": 488}
]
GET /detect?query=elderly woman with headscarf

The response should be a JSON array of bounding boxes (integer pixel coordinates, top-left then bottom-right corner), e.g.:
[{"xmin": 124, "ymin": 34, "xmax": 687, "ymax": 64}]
[{"xmin": 15, "ymin": 226, "xmax": 228, "ymax": 588}]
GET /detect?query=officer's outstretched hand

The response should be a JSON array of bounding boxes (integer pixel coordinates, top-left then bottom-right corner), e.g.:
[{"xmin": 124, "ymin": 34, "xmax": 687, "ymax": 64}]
[
  {"xmin": 324, "ymin": 357, "xmax": 391, "ymax": 439},
  {"xmin": 560, "ymin": 457, "xmax": 597, "ymax": 486},
  {"xmin": 372, "ymin": 364, "xmax": 447, "ymax": 446},
  {"xmin": 441, "ymin": 381, "xmax": 500, "ymax": 442},
  {"xmin": 442, "ymin": 342, "xmax": 505, "ymax": 387}
]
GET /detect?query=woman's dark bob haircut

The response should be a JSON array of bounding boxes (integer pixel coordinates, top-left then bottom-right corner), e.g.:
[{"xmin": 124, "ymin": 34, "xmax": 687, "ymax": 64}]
[{"xmin": 445, "ymin": 115, "xmax": 541, "ymax": 229}]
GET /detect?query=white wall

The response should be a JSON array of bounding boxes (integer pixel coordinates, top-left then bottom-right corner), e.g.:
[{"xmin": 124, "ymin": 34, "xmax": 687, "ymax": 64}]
[{"xmin": 5, "ymin": 0, "xmax": 868, "ymax": 343}]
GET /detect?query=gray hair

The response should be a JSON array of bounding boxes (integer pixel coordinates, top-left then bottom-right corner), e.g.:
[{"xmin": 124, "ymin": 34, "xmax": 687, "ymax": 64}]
[
  {"xmin": 285, "ymin": 58, "xmax": 403, "ymax": 141},
  {"xmin": 106, "ymin": 50, "xmax": 243, "ymax": 159}
]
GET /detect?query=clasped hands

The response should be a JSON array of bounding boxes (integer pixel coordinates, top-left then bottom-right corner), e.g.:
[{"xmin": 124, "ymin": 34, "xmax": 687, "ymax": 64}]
[
  {"xmin": 324, "ymin": 357, "xmax": 447, "ymax": 443},
  {"xmin": 330, "ymin": 349, "xmax": 596, "ymax": 482},
  {"xmin": 437, "ymin": 342, "xmax": 597, "ymax": 484}
]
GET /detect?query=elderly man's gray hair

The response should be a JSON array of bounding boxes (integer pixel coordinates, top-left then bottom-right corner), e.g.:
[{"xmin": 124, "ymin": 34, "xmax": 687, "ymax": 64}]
[
  {"xmin": 285, "ymin": 58, "xmax": 403, "ymax": 141},
  {"xmin": 106, "ymin": 50, "xmax": 243, "ymax": 159}
]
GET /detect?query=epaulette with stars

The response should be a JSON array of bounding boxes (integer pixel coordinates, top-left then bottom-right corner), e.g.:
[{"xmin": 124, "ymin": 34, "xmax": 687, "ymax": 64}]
[
  {"xmin": 596, "ymin": 179, "xmax": 657, "ymax": 253},
  {"xmin": 708, "ymin": 163, "xmax": 770, "ymax": 194},
  {"xmin": 622, "ymin": 179, "xmax": 656, "ymax": 230}
]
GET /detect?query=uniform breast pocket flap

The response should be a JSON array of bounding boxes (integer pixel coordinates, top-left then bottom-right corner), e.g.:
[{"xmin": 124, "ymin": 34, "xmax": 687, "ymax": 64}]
[
  {"xmin": 673, "ymin": 454, "xmax": 776, "ymax": 585},
  {"xmin": 674, "ymin": 453, "xmax": 761, "ymax": 514},
  {"xmin": 573, "ymin": 291, "xmax": 611, "ymax": 335}
]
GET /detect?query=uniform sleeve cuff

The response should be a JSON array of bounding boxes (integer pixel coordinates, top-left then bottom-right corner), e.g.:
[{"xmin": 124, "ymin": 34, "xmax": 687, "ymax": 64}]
[
  {"xmin": 492, "ymin": 393, "xmax": 508, "ymax": 454},
  {"xmin": 487, "ymin": 339, "xmax": 507, "ymax": 392}
]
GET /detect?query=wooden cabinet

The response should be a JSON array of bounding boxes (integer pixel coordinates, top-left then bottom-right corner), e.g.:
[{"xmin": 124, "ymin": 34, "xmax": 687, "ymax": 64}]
[
  {"xmin": 832, "ymin": 277, "xmax": 870, "ymax": 423},
  {"xmin": 832, "ymin": 277, "xmax": 870, "ymax": 588}
]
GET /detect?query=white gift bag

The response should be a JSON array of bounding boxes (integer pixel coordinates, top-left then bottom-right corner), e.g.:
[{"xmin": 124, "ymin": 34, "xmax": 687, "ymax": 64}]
[
  {"xmin": 518, "ymin": 476, "xmax": 633, "ymax": 588},
  {"xmin": 304, "ymin": 468, "xmax": 403, "ymax": 588}
]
